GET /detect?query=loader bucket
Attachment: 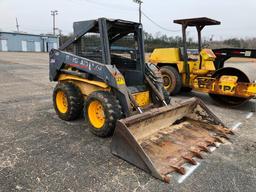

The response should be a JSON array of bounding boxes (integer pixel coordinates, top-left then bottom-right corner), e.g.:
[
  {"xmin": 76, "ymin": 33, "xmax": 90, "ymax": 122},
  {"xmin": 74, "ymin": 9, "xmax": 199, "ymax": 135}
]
[{"xmin": 111, "ymin": 98, "xmax": 233, "ymax": 182}]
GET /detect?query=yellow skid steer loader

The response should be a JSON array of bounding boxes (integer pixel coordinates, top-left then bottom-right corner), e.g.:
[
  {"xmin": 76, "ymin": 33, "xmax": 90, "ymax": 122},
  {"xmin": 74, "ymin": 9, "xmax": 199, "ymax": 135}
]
[{"xmin": 49, "ymin": 18, "xmax": 233, "ymax": 182}]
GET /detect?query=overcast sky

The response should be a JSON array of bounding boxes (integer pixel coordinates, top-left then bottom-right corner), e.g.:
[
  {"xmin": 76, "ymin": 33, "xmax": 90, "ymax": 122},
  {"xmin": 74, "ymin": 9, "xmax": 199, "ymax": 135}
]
[{"xmin": 0, "ymin": 0, "xmax": 255, "ymax": 40}]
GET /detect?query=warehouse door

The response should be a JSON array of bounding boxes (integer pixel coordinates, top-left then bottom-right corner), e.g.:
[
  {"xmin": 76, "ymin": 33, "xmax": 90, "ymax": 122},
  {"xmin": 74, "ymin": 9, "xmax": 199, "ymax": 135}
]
[
  {"xmin": 27, "ymin": 41, "xmax": 34, "ymax": 52},
  {"xmin": 47, "ymin": 42, "xmax": 53, "ymax": 51},
  {"xmin": 53, "ymin": 42, "xmax": 58, "ymax": 49},
  {"xmin": 21, "ymin": 41, "xmax": 27, "ymax": 52},
  {"xmin": 0, "ymin": 40, "xmax": 8, "ymax": 51},
  {"xmin": 34, "ymin": 42, "xmax": 41, "ymax": 52}
]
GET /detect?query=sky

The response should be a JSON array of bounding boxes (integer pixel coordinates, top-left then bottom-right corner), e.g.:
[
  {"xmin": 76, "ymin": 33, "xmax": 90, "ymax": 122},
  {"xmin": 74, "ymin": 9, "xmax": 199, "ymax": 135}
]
[{"xmin": 0, "ymin": 0, "xmax": 256, "ymax": 40}]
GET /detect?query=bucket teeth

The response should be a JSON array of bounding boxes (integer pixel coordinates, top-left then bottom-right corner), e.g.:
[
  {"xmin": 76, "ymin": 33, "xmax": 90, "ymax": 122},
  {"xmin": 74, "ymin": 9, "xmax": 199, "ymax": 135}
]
[
  {"xmin": 220, "ymin": 133, "xmax": 230, "ymax": 140},
  {"xmin": 213, "ymin": 136, "xmax": 224, "ymax": 143},
  {"xmin": 229, "ymin": 130, "xmax": 235, "ymax": 135},
  {"xmin": 198, "ymin": 145, "xmax": 210, "ymax": 153},
  {"xmin": 111, "ymin": 98, "xmax": 234, "ymax": 183},
  {"xmin": 207, "ymin": 142, "xmax": 217, "ymax": 147},
  {"xmin": 170, "ymin": 165, "xmax": 186, "ymax": 175},
  {"xmin": 163, "ymin": 176, "xmax": 171, "ymax": 183},
  {"xmin": 221, "ymin": 127, "xmax": 234, "ymax": 135},
  {"xmin": 182, "ymin": 156, "xmax": 197, "ymax": 165},
  {"xmin": 205, "ymin": 140, "xmax": 217, "ymax": 147},
  {"xmin": 190, "ymin": 150, "xmax": 203, "ymax": 159}
]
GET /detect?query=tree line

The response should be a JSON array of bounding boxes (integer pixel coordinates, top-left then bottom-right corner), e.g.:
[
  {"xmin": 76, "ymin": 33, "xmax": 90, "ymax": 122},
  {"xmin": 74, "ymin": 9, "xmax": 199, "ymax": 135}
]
[{"xmin": 59, "ymin": 31, "xmax": 256, "ymax": 52}]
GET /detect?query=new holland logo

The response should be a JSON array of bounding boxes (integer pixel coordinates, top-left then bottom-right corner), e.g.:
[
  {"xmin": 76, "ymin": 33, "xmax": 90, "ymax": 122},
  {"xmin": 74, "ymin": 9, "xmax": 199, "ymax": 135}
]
[{"xmin": 115, "ymin": 75, "xmax": 125, "ymax": 85}]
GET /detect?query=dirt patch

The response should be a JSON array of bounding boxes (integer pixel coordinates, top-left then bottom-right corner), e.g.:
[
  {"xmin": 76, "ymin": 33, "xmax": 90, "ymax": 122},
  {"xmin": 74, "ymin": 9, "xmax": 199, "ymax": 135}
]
[{"xmin": 0, "ymin": 52, "xmax": 49, "ymax": 65}]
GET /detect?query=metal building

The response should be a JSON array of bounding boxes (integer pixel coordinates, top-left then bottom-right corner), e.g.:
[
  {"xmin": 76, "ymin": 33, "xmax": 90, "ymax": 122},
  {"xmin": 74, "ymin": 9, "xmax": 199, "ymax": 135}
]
[{"xmin": 0, "ymin": 32, "xmax": 59, "ymax": 52}]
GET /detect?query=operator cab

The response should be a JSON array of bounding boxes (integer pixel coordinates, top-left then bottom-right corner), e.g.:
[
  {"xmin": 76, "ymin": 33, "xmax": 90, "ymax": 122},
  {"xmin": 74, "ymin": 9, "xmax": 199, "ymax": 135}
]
[{"xmin": 60, "ymin": 18, "xmax": 145, "ymax": 88}]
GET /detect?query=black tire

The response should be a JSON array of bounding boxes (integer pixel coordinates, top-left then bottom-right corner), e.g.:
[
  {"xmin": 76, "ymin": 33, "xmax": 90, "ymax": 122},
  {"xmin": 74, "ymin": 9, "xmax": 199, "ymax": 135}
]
[
  {"xmin": 209, "ymin": 94, "xmax": 249, "ymax": 106},
  {"xmin": 209, "ymin": 67, "xmax": 250, "ymax": 106},
  {"xmin": 85, "ymin": 91, "xmax": 122, "ymax": 137},
  {"xmin": 162, "ymin": 87, "xmax": 171, "ymax": 105},
  {"xmin": 181, "ymin": 87, "xmax": 192, "ymax": 92},
  {"xmin": 53, "ymin": 82, "xmax": 83, "ymax": 121},
  {"xmin": 160, "ymin": 66, "xmax": 182, "ymax": 96},
  {"xmin": 151, "ymin": 87, "xmax": 171, "ymax": 105},
  {"xmin": 250, "ymin": 101, "xmax": 256, "ymax": 112}
]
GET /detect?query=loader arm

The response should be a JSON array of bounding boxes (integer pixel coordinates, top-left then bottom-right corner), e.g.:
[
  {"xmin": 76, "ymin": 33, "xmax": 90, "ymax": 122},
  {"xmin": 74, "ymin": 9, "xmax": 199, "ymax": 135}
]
[
  {"xmin": 49, "ymin": 49, "xmax": 132, "ymax": 116},
  {"xmin": 49, "ymin": 49, "xmax": 120, "ymax": 86}
]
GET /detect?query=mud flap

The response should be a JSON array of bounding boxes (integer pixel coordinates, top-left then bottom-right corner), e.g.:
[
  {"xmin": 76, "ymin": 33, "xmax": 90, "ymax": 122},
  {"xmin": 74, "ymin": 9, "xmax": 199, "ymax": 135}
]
[{"xmin": 111, "ymin": 98, "xmax": 233, "ymax": 183}]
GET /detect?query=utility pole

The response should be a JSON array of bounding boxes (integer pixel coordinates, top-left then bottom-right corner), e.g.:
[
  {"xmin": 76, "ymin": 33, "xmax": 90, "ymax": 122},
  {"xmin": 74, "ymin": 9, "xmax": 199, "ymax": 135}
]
[
  {"xmin": 133, "ymin": 0, "xmax": 143, "ymax": 23},
  {"xmin": 58, "ymin": 29, "xmax": 62, "ymax": 46},
  {"xmin": 51, "ymin": 10, "xmax": 58, "ymax": 35},
  {"xmin": 16, "ymin": 18, "xmax": 20, "ymax": 32}
]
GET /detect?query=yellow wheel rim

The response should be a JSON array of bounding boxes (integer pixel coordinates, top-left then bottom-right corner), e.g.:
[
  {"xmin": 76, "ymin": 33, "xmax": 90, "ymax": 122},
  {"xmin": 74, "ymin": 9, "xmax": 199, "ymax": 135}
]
[
  {"xmin": 56, "ymin": 91, "xmax": 68, "ymax": 113},
  {"xmin": 88, "ymin": 100, "xmax": 105, "ymax": 129},
  {"xmin": 162, "ymin": 74, "xmax": 172, "ymax": 89}
]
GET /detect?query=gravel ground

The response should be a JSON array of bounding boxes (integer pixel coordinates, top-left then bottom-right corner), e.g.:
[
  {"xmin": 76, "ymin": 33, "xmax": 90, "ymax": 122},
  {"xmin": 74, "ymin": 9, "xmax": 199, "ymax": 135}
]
[{"xmin": 0, "ymin": 52, "xmax": 255, "ymax": 192}]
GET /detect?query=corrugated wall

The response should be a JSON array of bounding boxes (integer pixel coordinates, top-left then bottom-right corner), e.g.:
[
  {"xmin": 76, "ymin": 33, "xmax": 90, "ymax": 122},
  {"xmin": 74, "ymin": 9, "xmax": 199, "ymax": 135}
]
[{"xmin": 0, "ymin": 32, "xmax": 59, "ymax": 52}]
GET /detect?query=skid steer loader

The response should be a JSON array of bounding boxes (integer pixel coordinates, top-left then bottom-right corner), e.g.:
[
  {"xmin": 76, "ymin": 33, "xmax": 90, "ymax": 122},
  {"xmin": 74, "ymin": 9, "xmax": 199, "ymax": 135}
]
[{"xmin": 49, "ymin": 18, "xmax": 233, "ymax": 182}]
